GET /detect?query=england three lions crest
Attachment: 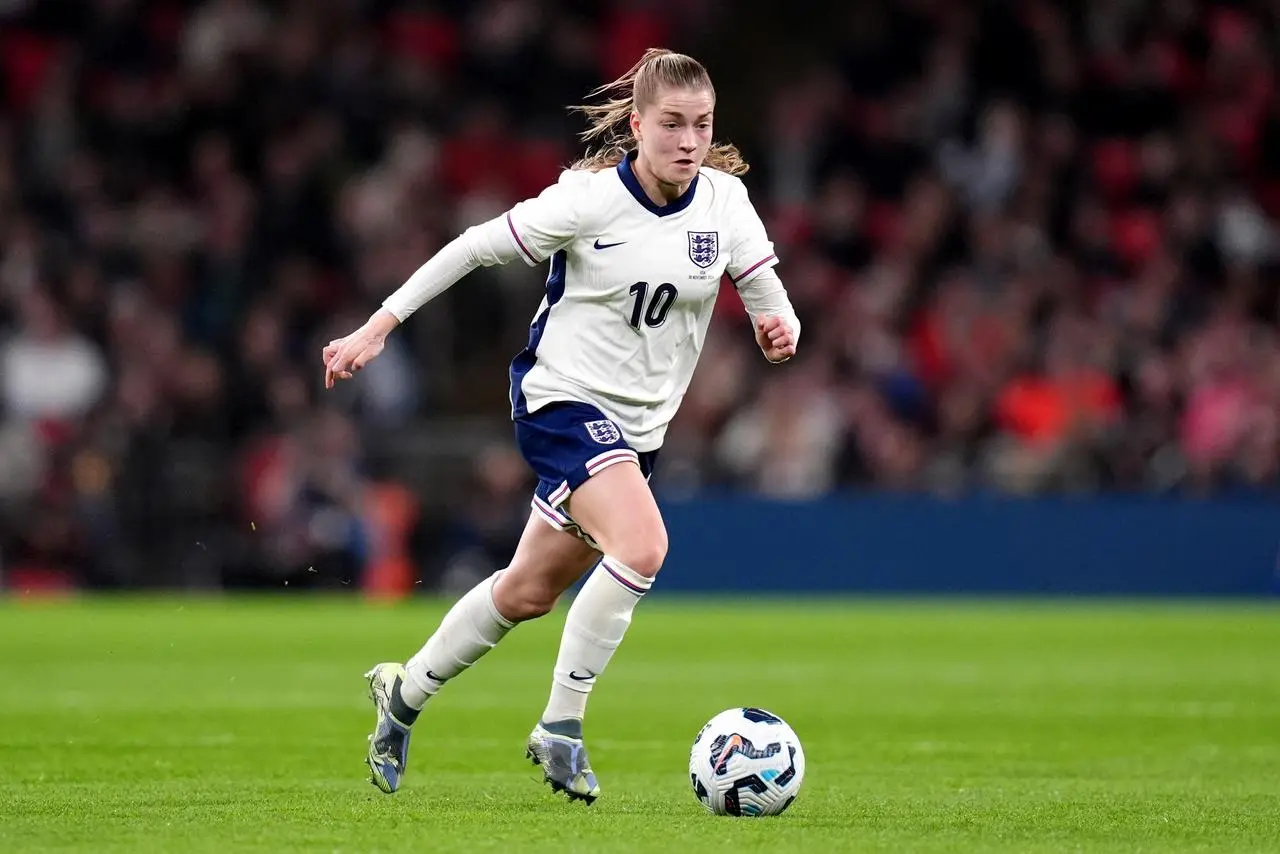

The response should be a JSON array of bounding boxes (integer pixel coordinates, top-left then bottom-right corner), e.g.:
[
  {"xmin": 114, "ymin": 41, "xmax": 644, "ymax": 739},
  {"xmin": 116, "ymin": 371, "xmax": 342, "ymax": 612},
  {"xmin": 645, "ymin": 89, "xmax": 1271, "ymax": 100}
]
[
  {"xmin": 584, "ymin": 420, "xmax": 622, "ymax": 444},
  {"xmin": 688, "ymin": 231, "xmax": 719, "ymax": 268}
]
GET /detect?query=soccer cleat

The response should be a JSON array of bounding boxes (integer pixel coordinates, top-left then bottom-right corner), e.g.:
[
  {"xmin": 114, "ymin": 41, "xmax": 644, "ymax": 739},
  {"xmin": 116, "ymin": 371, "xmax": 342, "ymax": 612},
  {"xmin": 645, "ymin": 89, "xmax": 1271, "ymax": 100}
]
[
  {"xmin": 525, "ymin": 721, "xmax": 601, "ymax": 804},
  {"xmin": 363, "ymin": 662, "xmax": 412, "ymax": 793}
]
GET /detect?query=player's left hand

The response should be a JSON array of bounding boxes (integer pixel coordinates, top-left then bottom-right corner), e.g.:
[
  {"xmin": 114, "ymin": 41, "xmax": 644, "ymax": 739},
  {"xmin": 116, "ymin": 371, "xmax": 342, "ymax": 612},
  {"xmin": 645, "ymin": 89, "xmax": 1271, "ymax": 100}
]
[{"xmin": 754, "ymin": 315, "xmax": 797, "ymax": 363}]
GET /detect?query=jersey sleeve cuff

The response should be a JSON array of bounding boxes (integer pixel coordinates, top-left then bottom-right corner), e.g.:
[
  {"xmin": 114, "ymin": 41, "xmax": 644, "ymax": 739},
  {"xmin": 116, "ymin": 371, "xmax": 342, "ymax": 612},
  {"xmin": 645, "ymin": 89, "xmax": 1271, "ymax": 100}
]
[
  {"xmin": 381, "ymin": 299, "xmax": 412, "ymax": 323},
  {"xmin": 729, "ymin": 253, "xmax": 779, "ymax": 286}
]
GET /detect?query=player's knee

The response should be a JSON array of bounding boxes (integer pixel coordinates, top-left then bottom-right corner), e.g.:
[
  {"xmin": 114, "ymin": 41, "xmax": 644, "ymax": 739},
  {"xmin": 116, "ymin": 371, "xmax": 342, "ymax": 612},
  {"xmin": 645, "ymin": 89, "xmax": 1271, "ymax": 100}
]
[
  {"xmin": 512, "ymin": 591, "xmax": 559, "ymax": 621},
  {"xmin": 493, "ymin": 574, "xmax": 559, "ymax": 622},
  {"xmin": 611, "ymin": 527, "xmax": 668, "ymax": 579}
]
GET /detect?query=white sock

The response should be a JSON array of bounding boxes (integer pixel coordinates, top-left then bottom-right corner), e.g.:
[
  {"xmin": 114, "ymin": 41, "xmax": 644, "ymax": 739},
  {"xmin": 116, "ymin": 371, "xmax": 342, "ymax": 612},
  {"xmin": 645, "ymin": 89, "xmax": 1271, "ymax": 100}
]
[
  {"xmin": 401, "ymin": 570, "xmax": 515, "ymax": 709},
  {"xmin": 542, "ymin": 556, "xmax": 653, "ymax": 724}
]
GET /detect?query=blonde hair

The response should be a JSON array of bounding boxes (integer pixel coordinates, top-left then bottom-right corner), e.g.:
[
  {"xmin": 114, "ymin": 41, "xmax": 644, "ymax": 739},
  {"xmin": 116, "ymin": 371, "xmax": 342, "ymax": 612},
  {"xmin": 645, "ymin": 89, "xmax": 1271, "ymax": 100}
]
[{"xmin": 570, "ymin": 48, "xmax": 748, "ymax": 176}]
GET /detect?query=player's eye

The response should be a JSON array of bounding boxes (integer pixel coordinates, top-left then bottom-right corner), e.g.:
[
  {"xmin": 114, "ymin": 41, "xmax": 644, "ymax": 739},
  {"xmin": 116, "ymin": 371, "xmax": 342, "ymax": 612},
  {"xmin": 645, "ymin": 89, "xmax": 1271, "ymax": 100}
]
[{"xmin": 663, "ymin": 122, "xmax": 679, "ymax": 130}]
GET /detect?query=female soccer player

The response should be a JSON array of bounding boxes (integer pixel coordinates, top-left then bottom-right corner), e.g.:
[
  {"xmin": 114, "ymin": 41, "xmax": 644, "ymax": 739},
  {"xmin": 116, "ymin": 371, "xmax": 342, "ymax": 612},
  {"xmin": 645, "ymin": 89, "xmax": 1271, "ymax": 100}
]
[{"xmin": 324, "ymin": 48, "xmax": 799, "ymax": 803}]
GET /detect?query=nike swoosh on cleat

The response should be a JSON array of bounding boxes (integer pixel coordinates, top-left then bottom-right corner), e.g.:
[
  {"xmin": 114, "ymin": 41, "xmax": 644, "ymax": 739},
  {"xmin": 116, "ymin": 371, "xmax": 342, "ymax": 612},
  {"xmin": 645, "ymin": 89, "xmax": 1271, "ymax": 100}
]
[
  {"xmin": 593, "ymin": 239, "xmax": 626, "ymax": 250},
  {"xmin": 568, "ymin": 670, "xmax": 596, "ymax": 682}
]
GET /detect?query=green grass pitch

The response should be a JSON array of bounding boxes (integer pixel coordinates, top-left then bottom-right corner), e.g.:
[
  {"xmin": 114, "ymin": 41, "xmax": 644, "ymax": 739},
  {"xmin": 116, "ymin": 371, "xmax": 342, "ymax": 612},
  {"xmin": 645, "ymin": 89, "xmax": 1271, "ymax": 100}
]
[{"xmin": 2, "ymin": 595, "xmax": 1279, "ymax": 853}]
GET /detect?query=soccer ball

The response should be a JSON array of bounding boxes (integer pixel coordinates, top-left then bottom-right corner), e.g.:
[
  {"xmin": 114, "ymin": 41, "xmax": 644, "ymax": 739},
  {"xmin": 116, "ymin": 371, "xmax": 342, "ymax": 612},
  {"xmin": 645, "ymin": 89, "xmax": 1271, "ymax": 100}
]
[{"xmin": 688, "ymin": 707, "xmax": 806, "ymax": 817}]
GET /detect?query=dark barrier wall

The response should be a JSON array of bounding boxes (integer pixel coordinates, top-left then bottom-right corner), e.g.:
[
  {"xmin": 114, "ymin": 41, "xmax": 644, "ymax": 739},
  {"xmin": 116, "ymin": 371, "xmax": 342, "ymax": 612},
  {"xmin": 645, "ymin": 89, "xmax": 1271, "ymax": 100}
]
[{"xmin": 657, "ymin": 495, "xmax": 1280, "ymax": 596}]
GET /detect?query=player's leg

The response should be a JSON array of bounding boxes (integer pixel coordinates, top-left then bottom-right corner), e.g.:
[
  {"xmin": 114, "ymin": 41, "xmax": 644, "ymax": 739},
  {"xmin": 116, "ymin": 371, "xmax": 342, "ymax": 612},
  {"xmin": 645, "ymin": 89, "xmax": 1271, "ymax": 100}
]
[
  {"xmin": 540, "ymin": 459, "xmax": 665, "ymax": 724},
  {"xmin": 489, "ymin": 512, "xmax": 602, "ymax": 623},
  {"xmin": 400, "ymin": 511, "xmax": 599, "ymax": 707},
  {"xmin": 364, "ymin": 511, "xmax": 598, "ymax": 794},
  {"xmin": 526, "ymin": 458, "xmax": 665, "ymax": 802}
]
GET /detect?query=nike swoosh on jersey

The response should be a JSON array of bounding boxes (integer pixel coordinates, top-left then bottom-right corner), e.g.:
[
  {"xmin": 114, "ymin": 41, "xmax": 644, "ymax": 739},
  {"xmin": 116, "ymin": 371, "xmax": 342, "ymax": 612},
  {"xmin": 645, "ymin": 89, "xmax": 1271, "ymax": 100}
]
[{"xmin": 593, "ymin": 238, "xmax": 627, "ymax": 250}]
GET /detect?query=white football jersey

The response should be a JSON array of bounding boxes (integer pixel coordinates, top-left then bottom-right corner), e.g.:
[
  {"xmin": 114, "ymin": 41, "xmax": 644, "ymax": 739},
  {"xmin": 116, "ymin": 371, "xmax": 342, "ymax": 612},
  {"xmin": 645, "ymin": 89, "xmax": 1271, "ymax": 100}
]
[{"xmin": 502, "ymin": 151, "xmax": 790, "ymax": 452}]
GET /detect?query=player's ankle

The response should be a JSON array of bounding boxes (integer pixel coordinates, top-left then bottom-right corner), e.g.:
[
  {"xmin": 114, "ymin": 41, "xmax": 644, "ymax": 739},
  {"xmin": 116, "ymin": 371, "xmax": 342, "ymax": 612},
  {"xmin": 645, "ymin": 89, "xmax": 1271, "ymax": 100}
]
[
  {"xmin": 389, "ymin": 678, "xmax": 421, "ymax": 727},
  {"xmin": 539, "ymin": 717, "xmax": 584, "ymax": 739}
]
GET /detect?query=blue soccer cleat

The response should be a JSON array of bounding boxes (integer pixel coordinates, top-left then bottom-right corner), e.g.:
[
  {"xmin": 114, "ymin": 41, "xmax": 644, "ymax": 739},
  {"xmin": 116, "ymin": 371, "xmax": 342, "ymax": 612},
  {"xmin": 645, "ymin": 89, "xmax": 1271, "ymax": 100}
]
[
  {"xmin": 363, "ymin": 662, "xmax": 412, "ymax": 793},
  {"xmin": 526, "ymin": 720, "xmax": 601, "ymax": 804}
]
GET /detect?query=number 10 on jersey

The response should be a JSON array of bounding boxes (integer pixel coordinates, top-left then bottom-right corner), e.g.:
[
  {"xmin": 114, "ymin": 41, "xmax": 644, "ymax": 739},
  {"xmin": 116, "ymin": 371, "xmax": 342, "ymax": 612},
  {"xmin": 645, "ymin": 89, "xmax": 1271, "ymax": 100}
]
[{"xmin": 628, "ymin": 281, "xmax": 679, "ymax": 329}]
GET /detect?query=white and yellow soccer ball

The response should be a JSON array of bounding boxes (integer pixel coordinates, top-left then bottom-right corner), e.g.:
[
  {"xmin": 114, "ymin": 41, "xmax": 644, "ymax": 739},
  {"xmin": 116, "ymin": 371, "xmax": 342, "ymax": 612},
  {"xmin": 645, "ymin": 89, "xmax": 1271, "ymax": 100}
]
[{"xmin": 688, "ymin": 707, "xmax": 806, "ymax": 816}]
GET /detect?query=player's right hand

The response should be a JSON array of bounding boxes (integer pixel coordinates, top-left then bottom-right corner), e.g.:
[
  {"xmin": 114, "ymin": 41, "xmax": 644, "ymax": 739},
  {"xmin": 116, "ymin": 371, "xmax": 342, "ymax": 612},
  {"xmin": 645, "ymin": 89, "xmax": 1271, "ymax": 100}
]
[
  {"xmin": 754, "ymin": 314, "xmax": 797, "ymax": 363},
  {"xmin": 323, "ymin": 310, "xmax": 399, "ymax": 389}
]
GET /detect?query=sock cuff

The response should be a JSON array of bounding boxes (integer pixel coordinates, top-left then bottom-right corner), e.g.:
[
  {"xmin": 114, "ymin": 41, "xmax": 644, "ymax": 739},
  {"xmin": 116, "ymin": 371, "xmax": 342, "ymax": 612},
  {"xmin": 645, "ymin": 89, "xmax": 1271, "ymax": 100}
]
[
  {"xmin": 486, "ymin": 570, "xmax": 516, "ymax": 628},
  {"xmin": 599, "ymin": 556, "xmax": 653, "ymax": 596}
]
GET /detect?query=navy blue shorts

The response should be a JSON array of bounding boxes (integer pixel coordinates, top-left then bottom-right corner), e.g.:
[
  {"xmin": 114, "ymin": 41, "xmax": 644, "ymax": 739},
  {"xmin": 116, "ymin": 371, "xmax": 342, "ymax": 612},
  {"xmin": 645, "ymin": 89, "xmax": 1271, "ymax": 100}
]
[{"xmin": 515, "ymin": 401, "xmax": 657, "ymax": 544}]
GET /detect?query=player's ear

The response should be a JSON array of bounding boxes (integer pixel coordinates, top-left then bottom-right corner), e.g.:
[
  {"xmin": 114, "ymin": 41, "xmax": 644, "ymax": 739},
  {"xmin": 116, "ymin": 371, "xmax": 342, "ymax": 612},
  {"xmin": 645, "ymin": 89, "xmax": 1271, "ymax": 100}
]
[{"xmin": 630, "ymin": 109, "xmax": 642, "ymax": 142}]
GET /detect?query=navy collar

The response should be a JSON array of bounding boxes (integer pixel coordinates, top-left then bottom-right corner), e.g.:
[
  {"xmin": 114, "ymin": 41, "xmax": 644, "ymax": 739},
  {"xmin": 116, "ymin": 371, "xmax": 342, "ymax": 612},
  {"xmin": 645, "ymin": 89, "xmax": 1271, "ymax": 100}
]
[{"xmin": 615, "ymin": 149, "xmax": 698, "ymax": 217}]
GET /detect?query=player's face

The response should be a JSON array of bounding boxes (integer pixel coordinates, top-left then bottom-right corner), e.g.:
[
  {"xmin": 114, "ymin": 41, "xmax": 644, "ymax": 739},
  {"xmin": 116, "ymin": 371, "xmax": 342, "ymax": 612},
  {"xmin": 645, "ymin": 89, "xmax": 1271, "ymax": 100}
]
[{"xmin": 633, "ymin": 87, "xmax": 714, "ymax": 190}]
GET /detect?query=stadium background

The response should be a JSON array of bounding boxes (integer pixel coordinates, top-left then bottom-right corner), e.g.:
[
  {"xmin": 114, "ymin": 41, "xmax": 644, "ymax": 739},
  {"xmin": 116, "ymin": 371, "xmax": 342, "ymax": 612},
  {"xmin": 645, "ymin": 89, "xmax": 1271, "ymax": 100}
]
[
  {"xmin": 0, "ymin": 0, "xmax": 1277, "ymax": 597},
  {"xmin": 3, "ymin": 4, "xmax": 1279, "ymax": 853}
]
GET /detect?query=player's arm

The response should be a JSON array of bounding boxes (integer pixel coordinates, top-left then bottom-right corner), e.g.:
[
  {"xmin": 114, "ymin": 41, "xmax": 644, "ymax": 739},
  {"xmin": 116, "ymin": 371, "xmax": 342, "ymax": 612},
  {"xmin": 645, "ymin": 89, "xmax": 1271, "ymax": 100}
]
[
  {"xmin": 737, "ymin": 268, "xmax": 800, "ymax": 364},
  {"xmin": 322, "ymin": 219, "xmax": 519, "ymax": 387},
  {"xmin": 724, "ymin": 180, "xmax": 800, "ymax": 364},
  {"xmin": 324, "ymin": 173, "xmax": 583, "ymax": 387}
]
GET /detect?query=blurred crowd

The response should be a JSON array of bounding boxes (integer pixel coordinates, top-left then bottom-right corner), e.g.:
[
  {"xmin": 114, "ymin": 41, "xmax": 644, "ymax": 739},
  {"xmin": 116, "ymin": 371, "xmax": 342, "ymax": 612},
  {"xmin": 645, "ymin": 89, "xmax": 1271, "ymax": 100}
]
[{"xmin": 1, "ymin": 0, "xmax": 1278, "ymax": 591}]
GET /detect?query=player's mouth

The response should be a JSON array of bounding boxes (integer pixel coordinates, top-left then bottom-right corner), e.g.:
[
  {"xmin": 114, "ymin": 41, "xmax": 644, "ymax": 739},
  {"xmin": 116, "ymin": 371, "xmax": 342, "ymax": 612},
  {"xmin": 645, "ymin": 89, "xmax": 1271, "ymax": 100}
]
[{"xmin": 675, "ymin": 158, "xmax": 695, "ymax": 168}]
